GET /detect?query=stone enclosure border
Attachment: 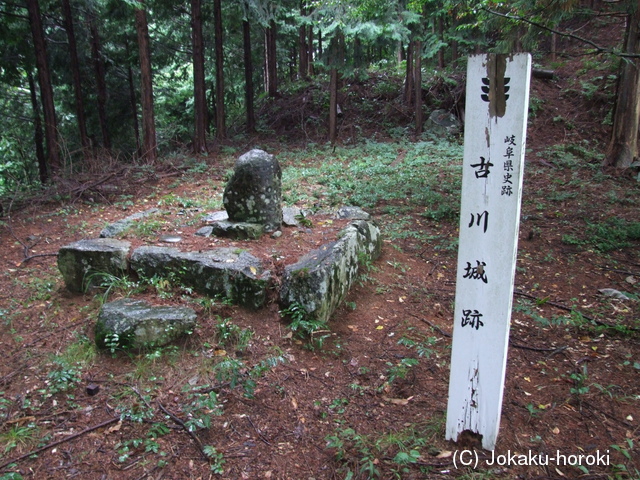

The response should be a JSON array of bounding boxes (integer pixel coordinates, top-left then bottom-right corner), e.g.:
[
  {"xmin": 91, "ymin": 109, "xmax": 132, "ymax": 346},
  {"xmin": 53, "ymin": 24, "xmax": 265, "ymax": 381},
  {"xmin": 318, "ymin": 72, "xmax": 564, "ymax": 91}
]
[{"xmin": 58, "ymin": 207, "xmax": 382, "ymax": 330}]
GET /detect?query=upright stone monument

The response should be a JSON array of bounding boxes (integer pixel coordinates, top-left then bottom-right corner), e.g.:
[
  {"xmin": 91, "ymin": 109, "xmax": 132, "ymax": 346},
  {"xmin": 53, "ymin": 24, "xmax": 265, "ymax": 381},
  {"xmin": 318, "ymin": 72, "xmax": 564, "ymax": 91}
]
[
  {"xmin": 446, "ymin": 53, "xmax": 532, "ymax": 451},
  {"xmin": 222, "ymin": 149, "xmax": 282, "ymax": 234}
]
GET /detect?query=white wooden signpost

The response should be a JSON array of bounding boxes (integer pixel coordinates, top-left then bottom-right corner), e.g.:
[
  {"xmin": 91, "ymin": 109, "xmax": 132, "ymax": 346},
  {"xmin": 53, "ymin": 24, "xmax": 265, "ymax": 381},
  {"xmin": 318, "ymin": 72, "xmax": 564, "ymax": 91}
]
[{"xmin": 446, "ymin": 53, "xmax": 532, "ymax": 451}]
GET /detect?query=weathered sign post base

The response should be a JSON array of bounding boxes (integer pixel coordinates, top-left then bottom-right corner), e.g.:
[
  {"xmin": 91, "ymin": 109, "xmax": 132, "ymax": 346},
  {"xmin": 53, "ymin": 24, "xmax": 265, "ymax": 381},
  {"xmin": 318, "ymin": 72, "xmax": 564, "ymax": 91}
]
[{"xmin": 446, "ymin": 53, "xmax": 532, "ymax": 451}]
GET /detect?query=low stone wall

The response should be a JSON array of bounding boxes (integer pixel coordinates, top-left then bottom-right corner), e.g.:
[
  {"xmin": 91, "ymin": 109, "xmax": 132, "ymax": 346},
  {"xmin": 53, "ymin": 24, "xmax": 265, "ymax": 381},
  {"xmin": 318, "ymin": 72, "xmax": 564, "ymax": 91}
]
[
  {"xmin": 279, "ymin": 219, "xmax": 382, "ymax": 324},
  {"xmin": 58, "ymin": 207, "xmax": 382, "ymax": 345},
  {"xmin": 130, "ymin": 246, "xmax": 271, "ymax": 310}
]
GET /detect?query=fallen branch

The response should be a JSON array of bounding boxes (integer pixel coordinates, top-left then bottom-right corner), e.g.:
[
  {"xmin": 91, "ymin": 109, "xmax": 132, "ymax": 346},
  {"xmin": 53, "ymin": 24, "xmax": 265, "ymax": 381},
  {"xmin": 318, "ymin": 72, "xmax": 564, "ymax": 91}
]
[
  {"xmin": 157, "ymin": 401, "xmax": 208, "ymax": 460},
  {"xmin": 19, "ymin": 252, "xmax": 58, "ymax": 265},
  {"xmin": 409, "ymin": 313, "xmax": 452, "ymax": 338},
  {"xmin": 514, "ymin": 289, "xmax": 640, "ymax": 332},
  {"xmin": 511, "ymin": 342, "xmax": 568, "ymax": 355},
  {"xmin": 0, "ymin": 416, "xmax": 120, "ymax": 470}
]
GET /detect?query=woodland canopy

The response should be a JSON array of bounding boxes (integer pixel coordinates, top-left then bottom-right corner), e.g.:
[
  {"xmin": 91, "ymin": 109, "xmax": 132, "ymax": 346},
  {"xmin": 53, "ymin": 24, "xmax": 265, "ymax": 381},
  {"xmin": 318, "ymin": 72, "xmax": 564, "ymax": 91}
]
[{"xmin": 1, "ymin": 0, "xmax": 639, "ymax": 198}]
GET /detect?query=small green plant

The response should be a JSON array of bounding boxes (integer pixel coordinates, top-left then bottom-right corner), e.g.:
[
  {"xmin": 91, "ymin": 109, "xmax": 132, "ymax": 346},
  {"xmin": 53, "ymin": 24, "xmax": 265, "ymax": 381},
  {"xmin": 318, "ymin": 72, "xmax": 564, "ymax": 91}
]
[
  {"xmin": 397, "ymin": 335, "xmax": 437, "ymax": 358},
  {"xmin": 44, "ymin": 359, "xmax": 82, "ymax": 396},
  {"xmin": 182, "ymin": 391, "xmax": 224, "ymax": 431},
  {"xmin": 214, "ymin": 317, "xmax": 253, "ymax": 352},
  {"xmin": 203, "ymin": 445, "xmax": 226, "ymax": 474},
  {"xmin": 83, "ymin": 271, "xmax": 139, "ymax": 301},
  {"xmin": 1, "ymin": 423, "xmax": 39, "ymax": 454},
  {"xmin": 280, "ymin": 302, "xmax": 330, "ymax": 349},
  {"xmin": 569, "ymin": 364, "xmax": 590, "ymax": 398},
  {"xmin": 295, "ymin": 212, "xmax": 313, "ymax": 227},
  {"xmin": 326, "ymin": 422, "xmax": 430, "ymax": 479},
  {"xmin": 380, "ymin": 358, "xmax": 419, "ymax": 392}
]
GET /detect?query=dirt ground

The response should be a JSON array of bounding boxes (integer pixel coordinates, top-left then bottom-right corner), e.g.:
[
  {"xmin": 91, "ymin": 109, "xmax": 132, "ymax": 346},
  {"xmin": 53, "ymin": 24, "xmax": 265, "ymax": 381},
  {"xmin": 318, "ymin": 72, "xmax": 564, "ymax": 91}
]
[{"xmin": 2, "ymin": 18, "xmax": 640, "ymax": 480}]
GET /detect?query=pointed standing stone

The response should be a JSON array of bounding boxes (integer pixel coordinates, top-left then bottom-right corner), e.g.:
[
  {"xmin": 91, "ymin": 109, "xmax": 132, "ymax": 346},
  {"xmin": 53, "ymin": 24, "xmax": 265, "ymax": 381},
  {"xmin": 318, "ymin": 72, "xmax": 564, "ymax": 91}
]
[{"xmin": 223, "ymin": 149, "xmax": 282, "ymax": 232}]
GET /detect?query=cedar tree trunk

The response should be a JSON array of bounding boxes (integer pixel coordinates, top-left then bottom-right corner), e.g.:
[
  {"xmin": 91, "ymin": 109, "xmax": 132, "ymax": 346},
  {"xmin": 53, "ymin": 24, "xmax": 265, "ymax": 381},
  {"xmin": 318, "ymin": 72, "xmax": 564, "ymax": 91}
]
[
  {"xmin": 243, "ymin": 4, "xmax": 256, "ymax": 134},
  {"xmin": 605, "ymin": 3, "xmax": 640, "ymax": 168},
  {"xmin": 192, "ymin": 0, "xmax": 208, "ymax": 152},
  {"xmin": 61, "ymin": 0, "xmax": 90, "ymax": 160},
  {"xmin": 214, "ymin": 0, "xmax": 226, "ymax": 140},
  {"xmin": 135, "ymin": 8, "xmax": 157, "ymax": 164},
  {"xmin": 88, "ymin": 13, "xmax": 111, "ymax": 150},
  {"xmin": 28, "ymin": 70, "xmax": 47, "ymax": 183},
  {"xmin": 265, "ymin": 20, "xmax": 278, "ymax": 96},
  {"xmin": 26, "ymin": 0, "xmax": 60, "ymax": 174}
]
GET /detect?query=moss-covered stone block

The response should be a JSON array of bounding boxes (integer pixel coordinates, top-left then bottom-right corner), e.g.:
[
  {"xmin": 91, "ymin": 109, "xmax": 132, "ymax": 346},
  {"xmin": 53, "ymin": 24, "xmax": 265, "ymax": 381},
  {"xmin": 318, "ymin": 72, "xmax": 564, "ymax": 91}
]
[
  {"xmin": 130, "ymin": 246, "xmax": 271, "ymax": 309},
  {"xmin": 280, "ymin": 219, "xmax": 382, "ymax": 324},
  {"xmin": 58, "ymin": 238, "xmax": 131, "ymax": 292},
  {"xmin": 95, "ymin": 298, "xmax": 196, "ymax": 350}
]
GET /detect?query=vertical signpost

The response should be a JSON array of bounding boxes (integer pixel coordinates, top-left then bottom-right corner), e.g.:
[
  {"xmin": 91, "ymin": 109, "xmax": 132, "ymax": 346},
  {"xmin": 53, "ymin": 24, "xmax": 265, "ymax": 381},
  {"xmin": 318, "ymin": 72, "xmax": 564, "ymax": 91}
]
[{"xmin": 446, "ymin": 53, "xmax": 531, "ymax": 451}]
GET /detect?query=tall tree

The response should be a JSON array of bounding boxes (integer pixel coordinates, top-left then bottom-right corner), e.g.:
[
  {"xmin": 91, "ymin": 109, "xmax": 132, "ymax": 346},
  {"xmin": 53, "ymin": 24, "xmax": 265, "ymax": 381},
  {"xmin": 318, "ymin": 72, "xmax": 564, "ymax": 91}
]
[
  {"xmin": 26, "ymin": 0, "xmax": 60, "ymax": 176},
  {"xmin": 264, "ymin": 19, "xmax": 278, "ymax": 96},
  {"xmin": 191, "ymin": 0, "xmax": 208, "ymax": 152},
  {"xmin": 243, "ymin": 1, "xmax": 256, "ymax": 134},
  {"xmin": 328, "ymin": 29, "xmax": 344, "ymax": 144},
  {"xmin": 135, "ymin": 7, "xmax": 157, "ymax": 163},
  {"xmin": 61, "ymin": 0, "xmax": 90, "ymax": 160},
  {"xmin": 298, "ymin": 1, "xmax": 309, "ymax": 79},
  {"xmin": 213, "ymin": 0, "xmax": 226, "ymax": 140},
  {"xmin": 27, "ymin": 70, "xmax": 47, "ymax": 183},
  {"xmin": 414, "ymin": 38, "xmax": 422, "ymax": 134},
  {"xmin": 605, "ymin": 1, "xmax": 640, "ymax": 168},
  {"xmin": 88, "ymin": 11, "xmax": 111, "ymax": 150}
]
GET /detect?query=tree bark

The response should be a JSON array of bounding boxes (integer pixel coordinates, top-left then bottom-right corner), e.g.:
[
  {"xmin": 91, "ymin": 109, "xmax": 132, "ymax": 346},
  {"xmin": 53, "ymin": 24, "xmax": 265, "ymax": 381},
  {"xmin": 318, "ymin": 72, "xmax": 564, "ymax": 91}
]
[
  {"xmin": 404, "ymin": 39, "xmax": 414, "ymax": 107},
  {"xmin": 298, "ymin": 1, "xmax": 308, "ymax": 79},
  {"xmin": 414, "ymin": 39, "xmax": 423, "ymax": 135},
  {"xmin": 329, "ymin": 66, "xmax": 338, "ymax": 144},
  {"xmin": 264, "ymin": 20, "xmax": 278, "ymax": 96},
  {"xmin": 61, "ymin": 0, "xmax": 90, "ymax": 160},
  {"xmin": 191, "ymin": 0, "xmax": 208, "ymax": 152},
  {"xmin": 124, "ymin": 39, "xmax": 141, "ymax": 158},
  {"xmin": 26, "ymin": 0, "xmax": 60, "ymax": 174},
  {"xmin": 27, "ymin": 70, "xmax": 47, "ymax": 184},
  {"xmin": 243, "ymin": 3, "xmax": 256, "ymax": 134},
  {"xmin": 605, "ymin": 3, "xmax": 640, "ymax": 168},
  {"xmin": 437, "ymin": 16, "xmax": 445, "ymax": 69},
  {"xmin": 213, "ymin": 0, "xmax": 226, "ymax": 140},
  {"xmin": 328, "ymin": 30, "xmax": 343, "ymax": 145},
  {"xmin": 88, "ymin": 13, "xmax": 111, "ymax": 150},
  {"xmin": 307, "ymin": 24, "xmax": 314, "ymax": 76},
  {"xmin": 135, "ymin": 8, "xmax": 157, "ymax": 164}
]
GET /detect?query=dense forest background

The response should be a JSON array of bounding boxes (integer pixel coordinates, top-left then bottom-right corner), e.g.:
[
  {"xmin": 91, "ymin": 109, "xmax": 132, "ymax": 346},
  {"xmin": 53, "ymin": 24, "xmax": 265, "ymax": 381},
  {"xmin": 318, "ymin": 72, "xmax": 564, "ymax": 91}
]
[{"xmin": 1, "ymin": 0, "xmax": 639, "ymax": 199}]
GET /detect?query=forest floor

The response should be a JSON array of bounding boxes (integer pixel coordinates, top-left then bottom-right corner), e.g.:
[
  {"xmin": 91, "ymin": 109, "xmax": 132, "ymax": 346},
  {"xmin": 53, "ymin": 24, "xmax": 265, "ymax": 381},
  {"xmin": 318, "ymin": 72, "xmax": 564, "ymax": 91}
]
[{"xmin": 2, "ymin": 19, "xmax": 640, "ymax": 480}]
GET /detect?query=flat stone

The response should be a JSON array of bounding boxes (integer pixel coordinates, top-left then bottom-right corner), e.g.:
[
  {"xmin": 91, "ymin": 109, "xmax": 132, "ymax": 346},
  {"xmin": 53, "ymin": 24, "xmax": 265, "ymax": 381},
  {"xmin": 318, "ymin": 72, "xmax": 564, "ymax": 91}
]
[
  {"xmin": 95, "ymin": 298, "xmax": 197, "ymax": 350},
  {"xmin": 335, "ymin": 206, "xmax": 371, "ymax": 220},
  {"xmin": 130, "ymin": 246, "xmax": 270, "ymax": 309},
  {"xmin": 283, "ymin": 206, "xmax": 302, "ymax": 226},
  {"xmin": 58, "ymin": 238, "xmax": 131, "ymax": 292},
  {"xmin": 210, "ymin": 220, "xmax": 264, "ymax": 240},
  {"xmin": 99, "ymin": 208, "xmax": 160, "ymax": 238},
  {"xmin": 159, "ymin": 234, "xmax": 182, "ymax": 243},
  {"xmin": 203, "ymin": 211, "xmax": 229, "ymax": 224},
  {"xmin": 195, "ymin": 226, "xmax": 214, "ymax": 237}
]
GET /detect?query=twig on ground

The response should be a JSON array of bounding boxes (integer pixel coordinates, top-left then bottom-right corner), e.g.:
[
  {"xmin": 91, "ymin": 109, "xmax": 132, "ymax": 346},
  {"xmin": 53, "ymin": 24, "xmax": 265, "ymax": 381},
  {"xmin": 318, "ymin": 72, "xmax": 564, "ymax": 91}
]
[
  {"xmin": 0, "ymin": 417, "xmax": 120, "ymax": 470},
  {"xmin": 246, "ymin": 415, "xmax": 272, "ymax": 446},
  {"xmin": 19, "ymin": 252, "xmax": 58, "ymax": 265},
  {"xmin": 157, "ymin": 401, "xmax": 208, "ymax": 461},
  {"xmin": 514, "ymin": 289, "xmax": 640, "ymax": 332},
  {"xmin": 408, "ymin": 313, "xmax": 452, "ymax": 338}
]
